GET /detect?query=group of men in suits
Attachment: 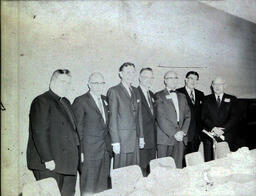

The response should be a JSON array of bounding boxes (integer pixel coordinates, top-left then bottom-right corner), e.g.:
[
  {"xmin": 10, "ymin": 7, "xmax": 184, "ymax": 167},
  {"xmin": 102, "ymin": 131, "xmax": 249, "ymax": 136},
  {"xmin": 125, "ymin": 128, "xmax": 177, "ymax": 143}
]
[{"xmin": 27, "ymin": 64, "xmax": 238, "ymax": 196}]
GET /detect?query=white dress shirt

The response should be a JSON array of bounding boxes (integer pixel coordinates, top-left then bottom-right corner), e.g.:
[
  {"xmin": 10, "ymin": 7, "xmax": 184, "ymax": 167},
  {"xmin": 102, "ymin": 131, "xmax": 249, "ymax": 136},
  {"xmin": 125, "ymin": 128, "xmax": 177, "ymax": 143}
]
[
  {"xmin": 122, "ymin": 82, "xmax": 132, "ymax": 96},
  {"xmin": 215, "ymin": 93, "xmax": 224, "ymax": 102},
  {"xmin": 140, "ymin": 85, "xmax": 151, "ymax": 108},
  {"xmin": 185, "ymin": 86, "xmax": 195, "ymax": 103},
  {"xmin": 90, "ymin": 91, "xmax": 106, "ymax": 123},
  {"xmin": 167, "ymin": 88, "xmax": 180, "ymax": 122}
]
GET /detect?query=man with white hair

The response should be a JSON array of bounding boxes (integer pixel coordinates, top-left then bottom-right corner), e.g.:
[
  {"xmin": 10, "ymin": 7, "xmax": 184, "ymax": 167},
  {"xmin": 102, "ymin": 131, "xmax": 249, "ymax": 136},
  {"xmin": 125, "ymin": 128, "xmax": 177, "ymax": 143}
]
[
  {"xmin": 72, "ymin": 72, "xmax": 112, "ymax": 195},
  {"xmin": 27, "ymin": 69, "xmax": 80, "ymax": 196},
  {"xmin": 155, "ymin": 71, "xmax": 191, "ymax": 168},
  {"xmin": 201, "ymin": 76, "xmax": 238, "ymax": 161}
]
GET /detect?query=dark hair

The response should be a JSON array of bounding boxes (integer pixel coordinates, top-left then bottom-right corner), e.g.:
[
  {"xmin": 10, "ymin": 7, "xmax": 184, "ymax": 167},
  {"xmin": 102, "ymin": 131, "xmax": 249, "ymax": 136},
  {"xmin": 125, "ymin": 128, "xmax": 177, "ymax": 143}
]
[
  {"xmin": 140, "ymin": 67, "xmax": 153, "ymax": 75},
  {"xmin": 119, "ymin": 62, "xmax": 135, "ymax": 72},
  {"xmin": 50, "ymin": 69, "xmax": 71, "ymax": 82},
  {"xmin": 185, "ymin": 71, "xmax": 199, "ymax": 80}
]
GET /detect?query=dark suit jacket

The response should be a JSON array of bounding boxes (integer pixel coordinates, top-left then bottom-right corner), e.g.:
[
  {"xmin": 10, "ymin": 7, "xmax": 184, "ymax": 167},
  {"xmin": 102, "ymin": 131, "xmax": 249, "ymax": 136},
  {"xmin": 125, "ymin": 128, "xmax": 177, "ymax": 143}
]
[
  {"xmin": 177, "ymin": 87, "xmax": 204, "ymax": 142},
  {"xmin": 107, "ymin": 83, "xmax": 144, "ymax": 153},
  {"xmin": 27, "ymin": 90, "xmax": 79, "ymax": 175},
  {"xmin": 137, "ymin": 86, "xmax": 156, "ymax": 150},
  {"xmin": 201, "ymin": 93, "xmax": 238, "ymax": 142},
  {"xmin": 155, "ymin": 89, "xmax": 191, "ymax": 146},
  {"xmin": 72, "ymin": 92, "xmax": 112, "ymax": 161}
]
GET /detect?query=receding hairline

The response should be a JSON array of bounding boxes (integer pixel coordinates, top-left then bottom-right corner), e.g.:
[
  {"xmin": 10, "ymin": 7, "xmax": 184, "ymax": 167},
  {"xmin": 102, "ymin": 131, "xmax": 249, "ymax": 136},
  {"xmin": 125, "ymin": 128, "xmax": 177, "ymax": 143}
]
[
  {"xmin": 88, "ymin": 72, "xmax": 104, "ymax": 83},
  {"xmin": 212, "ymin": 77, "xmax": 226, "ymax": 85},
  {"xmin": 164, "ymin": 71, "xmax": 177, "ymax": 79}
]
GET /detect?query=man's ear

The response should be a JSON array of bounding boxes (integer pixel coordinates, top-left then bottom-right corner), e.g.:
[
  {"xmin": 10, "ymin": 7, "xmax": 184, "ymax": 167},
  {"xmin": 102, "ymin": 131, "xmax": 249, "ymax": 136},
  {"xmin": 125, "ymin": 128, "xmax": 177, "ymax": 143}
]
[{"xmin": 119, "ymin": 71, "xmax": 123, "ymax": 79}]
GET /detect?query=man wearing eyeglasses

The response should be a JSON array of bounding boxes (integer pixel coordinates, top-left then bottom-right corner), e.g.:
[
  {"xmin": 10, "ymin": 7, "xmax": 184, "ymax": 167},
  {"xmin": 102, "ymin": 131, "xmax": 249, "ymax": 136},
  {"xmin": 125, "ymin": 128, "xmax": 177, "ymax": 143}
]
[
  {"xmin": 137, "ymin": 68, "xmax": 156, "ymax": 177},
  {"xmin": 155, "ymin": 71, "xmax": 191, "ymax": 168},
  {"xmin": 27, "ymin": 69, "xmax": 79, "ymax": 196},
  {"xmin": 107, "ymin": 62, "xmax": 144, "ymax": 169},
  {"xmin": 177, "ymin": 71, "xmax": 205, "ymax": 158},
  {"xmin": 201, "ymin": 77, "xmax": 238, "ymax": 161},
  {"xmin": 72, "ymin": 72, "xmax": 112, "ymax": 194}
]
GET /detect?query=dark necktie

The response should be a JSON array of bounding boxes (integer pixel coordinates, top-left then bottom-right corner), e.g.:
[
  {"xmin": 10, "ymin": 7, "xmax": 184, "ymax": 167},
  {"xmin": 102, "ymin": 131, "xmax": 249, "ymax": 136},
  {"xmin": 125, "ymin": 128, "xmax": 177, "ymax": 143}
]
[
  {"xmin": 217, "ymin": 96, "xmax": 221, "ymax": 107},
  {"xmin": 59, "ymin": 97, "xmax": 79, "ymax": 145},
  {"xmin": 190, "ymin": 91, "xmax": 195, "ymax": 104},
  {"xmin": 169, "ymin": 90, "xmax": 176, "ymax": 94},
  {"xmin": 147, "ymin": 91, "xmax": 154, "ymax": 114}
]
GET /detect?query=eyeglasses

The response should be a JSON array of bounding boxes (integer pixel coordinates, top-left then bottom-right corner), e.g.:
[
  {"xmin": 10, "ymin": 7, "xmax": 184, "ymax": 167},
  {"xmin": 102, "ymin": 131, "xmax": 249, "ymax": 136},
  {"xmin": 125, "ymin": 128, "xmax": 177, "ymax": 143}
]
[
  {"xmin": 165, "ymin": 77, "xmax": 178, "ymax": 80},
  {"xmin": 90, "ymin": 82, "xmax": 106, "ymax": 85}
]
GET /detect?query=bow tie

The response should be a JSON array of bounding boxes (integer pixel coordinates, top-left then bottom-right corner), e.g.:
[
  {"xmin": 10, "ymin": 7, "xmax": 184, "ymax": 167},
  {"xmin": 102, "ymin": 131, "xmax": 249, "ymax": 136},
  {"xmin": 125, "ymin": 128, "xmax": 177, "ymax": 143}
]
[{"xmin": 169, "ymin": 90, "xmax": 176, "ymax": 93}]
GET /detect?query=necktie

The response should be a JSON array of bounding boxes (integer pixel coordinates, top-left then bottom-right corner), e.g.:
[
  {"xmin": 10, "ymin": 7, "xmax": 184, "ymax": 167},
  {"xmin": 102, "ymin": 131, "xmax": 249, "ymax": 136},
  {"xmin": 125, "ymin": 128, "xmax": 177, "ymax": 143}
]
[
  {"xmin": 169, "ymin": 90, "xmax": 176, "ymax": 93},
  {"xmin": 59, "ymin": 97, "xmax": 79, "ymax": 145},
  {"xmin": 217, "ymin": 96, "xmax": 221, "ymax": 107},
  {"xmin": 147, "ymin": 91, "xmax": 153, "ymax": 114},
  {"xmin": 97, "ymin": 97, "xmax": 104, "ymax": 115},
  {"xmin": 190, "ymin": 91, "xmax": 195, "ymax": 104}
]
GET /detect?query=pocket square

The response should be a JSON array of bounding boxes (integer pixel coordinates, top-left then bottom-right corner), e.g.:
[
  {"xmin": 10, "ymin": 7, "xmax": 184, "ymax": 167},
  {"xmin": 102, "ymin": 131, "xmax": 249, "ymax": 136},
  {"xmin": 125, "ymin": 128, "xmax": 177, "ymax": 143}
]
[
  {"xmin": 224, "ymin": 98, "xmax": 230, "ymax": 102},
  {"xmin": 137, "ymin": 99, "xmax": 140, "ymax": 103}
]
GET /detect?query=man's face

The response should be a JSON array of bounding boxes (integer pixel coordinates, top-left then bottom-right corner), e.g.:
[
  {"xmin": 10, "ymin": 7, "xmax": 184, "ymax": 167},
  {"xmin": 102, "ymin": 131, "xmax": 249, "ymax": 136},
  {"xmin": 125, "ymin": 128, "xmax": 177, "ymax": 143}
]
[
  {"xmin": 185, "ymin": 74, "xmax": 198, "ymax": 90},
  {"xmin": 89, "ymin": 74, "xmax": 105, "ymax": 96},
  {"xmin": 212, "ymin": 79, "xmax": 225, "ymax": 95},
  {"xmin": 120, "ymin": 66, "xmax": 135, "ymax": 85},
  {"xmin": 164, "ymin": 72, "xmax": 178, "ymax": 90},
  {"xmin": 55, "ymin": 74, "xmax": 71, "ymax": 96},
  {"xmin": 139, "ymin": 70, "xmax": 154, "ymax": 90}
]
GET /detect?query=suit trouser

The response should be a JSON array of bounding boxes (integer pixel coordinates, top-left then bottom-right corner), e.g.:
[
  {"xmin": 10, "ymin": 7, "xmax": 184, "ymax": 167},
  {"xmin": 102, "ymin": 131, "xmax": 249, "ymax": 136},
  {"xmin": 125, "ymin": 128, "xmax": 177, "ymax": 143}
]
[
  {"xmin": 32, "ymin": 170, "xmax": 77, "ymax": 196},
  {"xmin": 139, "ymin": 148, "xmax": 156, "ymax": 177},
  {"xmin": 157, "ymin": 142, "xmax": 184, "ymax": 168},
  {"xmin": 202, "ymin": 137, "xmax": 214, "ymax": 162},
  {"xmin": 80, "ymin": 152, "xmax": 111, "ymax": 195}
]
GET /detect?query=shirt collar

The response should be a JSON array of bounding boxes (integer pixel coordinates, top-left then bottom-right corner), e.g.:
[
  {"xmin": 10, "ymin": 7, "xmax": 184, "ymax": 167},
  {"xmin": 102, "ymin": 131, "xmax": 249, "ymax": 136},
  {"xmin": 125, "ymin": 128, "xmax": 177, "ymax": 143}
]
[
  {"xmin": 140, "ymin": 85, "xmax": 149, "ymax": 94},
  {"xmin": 215, "ymin": 93, "xmax": 224, "ymax": 100},
  {"xmin": 90, "ymin": 91, "xmax": 101, "ymax": 101},
  {"xmin": 122, "ymin": 81, "xmax": 131, "ymax": 91},
  {"xmin": 185, "ymin": 86, "xmax": 194, "ymax": 95},
  {"xmin": 49, "ymin": 88, "xmax": 62, "ymax": 101}
]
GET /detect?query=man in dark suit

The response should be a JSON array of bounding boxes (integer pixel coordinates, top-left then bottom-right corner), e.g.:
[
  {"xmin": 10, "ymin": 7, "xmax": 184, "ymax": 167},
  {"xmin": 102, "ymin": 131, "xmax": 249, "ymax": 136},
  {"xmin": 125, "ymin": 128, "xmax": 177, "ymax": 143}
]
[
  {"xmin": 107, "ymin": 62, "xmax": 144, "ymax": 169},
  {"xmin": 27, "ymin": 69, "xmax": 79, "ymax": 196},
  {"xmin": 177, "ymin": 71, "xmax": 204, "ymax": 155},
  {"xmin": 155, "ymin": 71, "xmax": 191, "ymax": 168},
  {"xmin": 72, "ymin": 72, "xmax": 112, "ymax": 195},
  {"xmin": 137, "ymin": 68, "xmax": 156, "ymax": 177},
  {"xmin": 201, "ymin": 77, "xmax": 238, "ymax": 161}
]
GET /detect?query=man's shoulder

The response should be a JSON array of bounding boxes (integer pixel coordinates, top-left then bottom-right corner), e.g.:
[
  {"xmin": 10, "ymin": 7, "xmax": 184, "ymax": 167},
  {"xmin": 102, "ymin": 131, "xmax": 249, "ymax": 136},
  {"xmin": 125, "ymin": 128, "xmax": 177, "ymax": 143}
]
[
  {"xmin": 224, "ymin": 93, "xmax": 236, "ymax": 99},
  {"xmin": 32, "ymin": 91, "xmax": 51, "ymax": 104},
  {"xmin": 107, "ymin": 84, "xmax": 121, "ymax": 93},
  {"xmin": 176, "ymin": 87, "xmax": 186, "ymax": 93},
  {"xmin": 73, "ymin": 92, "xmax": 90, "ymax": 104},
  {"xmin": 195, "ymin": 89, "xmax": 204, "ymax": 96},
  {"xmin": 155, "ymin": 89, "xmax": 165, "ymax": 97}
]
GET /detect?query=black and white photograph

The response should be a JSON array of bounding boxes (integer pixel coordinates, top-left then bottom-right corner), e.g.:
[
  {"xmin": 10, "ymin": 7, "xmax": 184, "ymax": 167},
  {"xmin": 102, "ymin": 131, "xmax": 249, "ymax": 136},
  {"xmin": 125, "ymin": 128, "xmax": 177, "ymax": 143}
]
[{"xmin": 1, "ymin": 0, "xmax": 256, "ymax": 195}]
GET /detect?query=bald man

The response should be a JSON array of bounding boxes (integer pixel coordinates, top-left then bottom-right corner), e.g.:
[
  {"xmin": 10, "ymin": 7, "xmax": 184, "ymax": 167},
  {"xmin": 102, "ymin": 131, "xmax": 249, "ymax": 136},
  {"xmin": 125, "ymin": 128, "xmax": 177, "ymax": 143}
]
[
  {"xmin": 27, "ymin": 69, "xmax": 79, "ymax": 196},
  {"xmin": 72, "ymin": 73, "xmax": 112, "ymax": 195},
  {"xmin": 201, "ymin": 77, "xmax": 238, "ymax": 161},
  {"xmin": 155, "ymin": 71, "xmax": 191, "ymax": 168}
]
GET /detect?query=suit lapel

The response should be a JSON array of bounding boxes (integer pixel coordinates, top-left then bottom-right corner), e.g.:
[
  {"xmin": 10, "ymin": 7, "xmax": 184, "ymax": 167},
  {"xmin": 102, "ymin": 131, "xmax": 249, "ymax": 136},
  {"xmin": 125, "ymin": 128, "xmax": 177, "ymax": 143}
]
[
  {"xmin": 119, "ymin": 83, "xmax": 131, "ymax": 99},
  {"xmin": 162, "ymin": 89, "xmax": 177, "ymax": 114},
  {"xmin": 101, "ymin": 96, "xmax": 109, "ymax": 124},
  {"xmin": 138, "ymin": 86, "xmax": 152, "ymax": 116},
  {"xmin": 87, "ymin": 93, "xmax": 107, "ymax": 125}
]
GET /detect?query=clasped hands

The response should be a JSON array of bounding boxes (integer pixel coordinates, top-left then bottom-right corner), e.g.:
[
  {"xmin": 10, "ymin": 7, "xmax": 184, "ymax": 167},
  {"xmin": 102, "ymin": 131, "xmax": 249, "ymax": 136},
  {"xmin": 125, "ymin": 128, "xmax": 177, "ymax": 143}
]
[
  {"xmin": 174, "ymin": 131, "xmax": 185, "ymax": 142},
  {"xmin": 112, "ymin": 138, "xmax": 145, "ymax": 154},
  {"xmin": 211, "ymin": 127, "xmax": 225, "ymax": 137}
]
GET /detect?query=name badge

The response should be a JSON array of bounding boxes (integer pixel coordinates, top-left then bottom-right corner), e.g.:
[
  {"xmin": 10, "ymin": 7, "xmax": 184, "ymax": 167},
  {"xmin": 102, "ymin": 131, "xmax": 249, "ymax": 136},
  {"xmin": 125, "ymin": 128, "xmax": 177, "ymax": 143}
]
[
  {"xmin": 137, "ymin": 99, "xmax": 140, "ymax": 103},
  {"xmin": 224, "ymin": 98, "xmax": 230, "ymax": 103},
  {"xmin": 200, "ymin": 101, "xmax": 202, "ymax": 104}
]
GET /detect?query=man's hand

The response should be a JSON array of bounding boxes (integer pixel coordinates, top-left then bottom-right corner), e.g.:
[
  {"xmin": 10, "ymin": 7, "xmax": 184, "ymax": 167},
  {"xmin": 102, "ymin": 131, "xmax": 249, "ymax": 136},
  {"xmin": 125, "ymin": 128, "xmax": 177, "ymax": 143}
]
[
  {"xmin": 211, "ymin": 127, "xmax": 224, "ymax": 137},
  {"xmin": 45, "ymin": 160, "xmax": 55, "ymax": 171},
  {"xmin": 81, "ymin": 153, "xmax": 84, "ymax": 163},
  {"xmin": 139, "ymin": 138, "xmax": 145, "ymax": 149},
  {"xmin": 112, "ymin": 143, "xmax": 120, "ymax": 154},
  {"xmin": 174, "ymin": 131, "xmax": 184, "ymax": 142}
]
